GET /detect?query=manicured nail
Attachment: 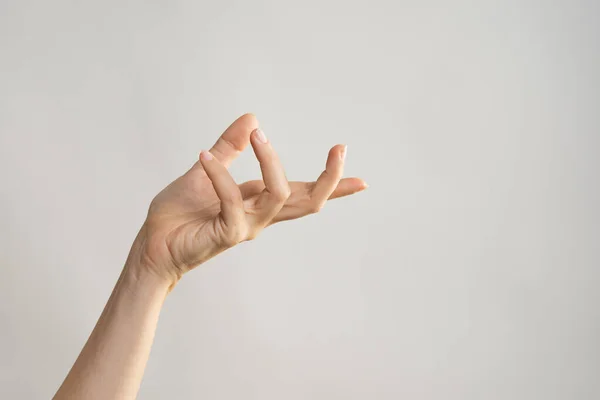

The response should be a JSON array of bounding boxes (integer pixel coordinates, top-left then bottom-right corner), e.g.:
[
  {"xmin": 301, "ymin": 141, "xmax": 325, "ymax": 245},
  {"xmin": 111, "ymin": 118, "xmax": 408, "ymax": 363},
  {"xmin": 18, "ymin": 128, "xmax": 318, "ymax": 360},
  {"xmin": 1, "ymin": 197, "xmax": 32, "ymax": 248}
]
[
  {"xmin": 200, "ymin": 150, "xmax": 213, "ymax": 161},
  {"xmin": 340, "ymin": 145, "xmax": 347, "ymax": 161},
  {"xmin": 254, "ymin": 128, "xmax": 267, "ymax": 144}
]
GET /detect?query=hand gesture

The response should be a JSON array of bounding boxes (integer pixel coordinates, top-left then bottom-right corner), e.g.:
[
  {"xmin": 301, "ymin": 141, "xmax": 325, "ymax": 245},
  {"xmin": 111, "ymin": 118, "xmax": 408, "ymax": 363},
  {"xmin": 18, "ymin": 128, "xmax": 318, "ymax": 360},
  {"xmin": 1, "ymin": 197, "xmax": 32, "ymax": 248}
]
[{"xmin": 126, "ymin": 114, "xmax": 367, "ymax": 288}]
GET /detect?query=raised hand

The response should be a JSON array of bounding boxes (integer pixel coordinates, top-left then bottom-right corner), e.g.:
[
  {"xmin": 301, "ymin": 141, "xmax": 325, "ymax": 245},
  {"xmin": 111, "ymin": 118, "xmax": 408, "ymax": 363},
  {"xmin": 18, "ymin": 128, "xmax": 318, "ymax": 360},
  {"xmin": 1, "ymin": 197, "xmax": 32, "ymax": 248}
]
[
  {"xmin": 125, "ymin": 114, "xmax": 367, "ymax": 288},
  {"xmin": 54, "ymin": 114, "xmax": 367, "ymax": 399}
]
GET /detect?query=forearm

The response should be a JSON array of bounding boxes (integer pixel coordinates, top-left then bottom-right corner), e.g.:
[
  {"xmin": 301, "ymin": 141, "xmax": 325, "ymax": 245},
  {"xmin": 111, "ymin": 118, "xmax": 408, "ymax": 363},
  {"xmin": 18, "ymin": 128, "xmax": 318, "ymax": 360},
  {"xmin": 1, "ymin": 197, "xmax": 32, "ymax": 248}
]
[{"xmin": 53, "ymin": 263, "xmax": 169, "ymax": 400}]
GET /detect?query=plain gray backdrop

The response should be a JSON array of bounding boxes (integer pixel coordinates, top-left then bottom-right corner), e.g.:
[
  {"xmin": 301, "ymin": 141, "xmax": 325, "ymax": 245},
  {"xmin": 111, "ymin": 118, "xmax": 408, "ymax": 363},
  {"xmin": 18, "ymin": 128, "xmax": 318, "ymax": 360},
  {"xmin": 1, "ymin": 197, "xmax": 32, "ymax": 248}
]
[{"xmin": 1, "ymin": 0, "xmax": 599, "ymax": 399}]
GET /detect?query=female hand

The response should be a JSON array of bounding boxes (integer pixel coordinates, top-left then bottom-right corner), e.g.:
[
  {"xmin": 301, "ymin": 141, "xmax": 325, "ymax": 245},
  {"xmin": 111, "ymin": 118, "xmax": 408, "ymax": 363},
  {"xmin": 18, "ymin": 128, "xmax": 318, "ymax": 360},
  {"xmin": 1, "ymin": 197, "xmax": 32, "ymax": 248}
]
[{"xmin": 125, "ymin": 114, "xmax": 367, "ymax": 289}]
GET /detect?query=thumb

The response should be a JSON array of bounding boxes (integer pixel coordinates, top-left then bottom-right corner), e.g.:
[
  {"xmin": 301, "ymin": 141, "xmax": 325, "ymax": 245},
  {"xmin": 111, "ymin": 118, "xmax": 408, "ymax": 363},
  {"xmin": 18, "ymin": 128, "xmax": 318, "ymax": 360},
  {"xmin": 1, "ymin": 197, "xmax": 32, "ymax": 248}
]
[{"xmin": 208, "ymin": 113, "xmax": 259, "ymax": 168}]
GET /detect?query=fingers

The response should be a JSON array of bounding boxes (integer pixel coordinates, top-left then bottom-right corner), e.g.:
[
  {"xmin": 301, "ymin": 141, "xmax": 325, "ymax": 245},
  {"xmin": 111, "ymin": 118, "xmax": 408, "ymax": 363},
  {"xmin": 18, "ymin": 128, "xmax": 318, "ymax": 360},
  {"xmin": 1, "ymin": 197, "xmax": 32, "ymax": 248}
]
[
  {"xmin": 238, "ymin": 180, "xmax": 265, "ymax": 198},
  {"xmin": 208, "ymin": 113, "xmax": 259, "ymax": 167},
  {"xmin": 199, "ymin": 127, "xmax": 291, "ymax": 243},
  {"xmin": 200, "ymin": 125, "xmax": 366, "ymax": 248},
  {"xmin": 238, "ymin": 178, "xmax": 367, "ymax": 204},
  {"xmin": 248, "ymin": 128, "xmax": 291, "ymax": 229},
  {"xmin": 309, "ymin": 144, "xmax": 347, "ymax": 211},
  {"xmin": 199, "ymin": 151, "xmax": 245, "ymax": 229},
  {"xmin": 328, "ymin": 177, "xmax": 368, "ymax": 200}
]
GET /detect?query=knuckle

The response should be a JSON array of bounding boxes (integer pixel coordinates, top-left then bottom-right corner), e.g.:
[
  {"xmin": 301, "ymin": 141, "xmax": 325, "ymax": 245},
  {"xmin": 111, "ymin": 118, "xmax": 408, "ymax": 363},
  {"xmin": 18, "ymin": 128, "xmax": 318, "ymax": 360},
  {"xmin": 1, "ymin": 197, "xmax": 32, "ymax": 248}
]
[
  {"xmin": 282, "ymin": 185, "xmax": 292, "ymax": 199},
  {"xmin": 223, "ymin": 224, "xmax": 246, "ymax": 247},
  {"xmin": 309, "ymin": 201, "xmax": 325, "ymax": 214},
  {"xmin": 272, "ymin": 185, "xmax": 291, "ymax": 202},
  {"xmin": 245, "ymin": 228, "xmax": 261, "ymax": 241}
]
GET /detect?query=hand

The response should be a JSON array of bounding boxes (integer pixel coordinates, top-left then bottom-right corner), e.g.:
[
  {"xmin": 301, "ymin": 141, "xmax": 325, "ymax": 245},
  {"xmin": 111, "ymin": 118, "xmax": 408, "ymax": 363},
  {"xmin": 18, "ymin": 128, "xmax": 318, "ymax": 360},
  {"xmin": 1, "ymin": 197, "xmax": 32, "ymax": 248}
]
[{"xmin": 125, "ymin": 114, "xmax": 367, "ymax": 289}]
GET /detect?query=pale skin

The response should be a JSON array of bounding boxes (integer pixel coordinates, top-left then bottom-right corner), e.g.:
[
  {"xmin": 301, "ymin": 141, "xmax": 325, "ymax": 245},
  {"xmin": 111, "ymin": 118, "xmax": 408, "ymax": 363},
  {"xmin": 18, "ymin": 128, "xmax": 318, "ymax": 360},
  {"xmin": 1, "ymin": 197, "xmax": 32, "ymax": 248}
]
[{"xmin": 53, "ymin": 114, "xmax": 367, "ymax": 399}]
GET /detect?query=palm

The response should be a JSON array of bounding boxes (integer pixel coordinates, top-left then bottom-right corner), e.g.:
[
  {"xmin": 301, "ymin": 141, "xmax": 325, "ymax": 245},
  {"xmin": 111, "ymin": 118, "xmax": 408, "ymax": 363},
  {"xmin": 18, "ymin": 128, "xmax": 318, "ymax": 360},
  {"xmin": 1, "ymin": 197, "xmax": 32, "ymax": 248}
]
[{"xmin": 146, "ymin": 165, "xmax": 227, "ymax": 271}]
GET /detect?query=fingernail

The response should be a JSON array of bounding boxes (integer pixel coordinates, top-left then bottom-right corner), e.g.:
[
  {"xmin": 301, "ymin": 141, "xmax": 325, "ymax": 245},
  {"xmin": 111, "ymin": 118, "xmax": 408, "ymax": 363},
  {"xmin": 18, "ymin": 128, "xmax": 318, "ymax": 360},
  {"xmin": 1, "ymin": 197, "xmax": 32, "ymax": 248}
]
[
  {"xmin": 340, "ymin": 145, "xmax": 347, "ymax": 161},
  {"xmin": 200, "ymin": 150, "xmax": 213, "ymax": 161},
  {"xmin": 254, "ymin": 128, "xmax": 267, "ymax": 144}
]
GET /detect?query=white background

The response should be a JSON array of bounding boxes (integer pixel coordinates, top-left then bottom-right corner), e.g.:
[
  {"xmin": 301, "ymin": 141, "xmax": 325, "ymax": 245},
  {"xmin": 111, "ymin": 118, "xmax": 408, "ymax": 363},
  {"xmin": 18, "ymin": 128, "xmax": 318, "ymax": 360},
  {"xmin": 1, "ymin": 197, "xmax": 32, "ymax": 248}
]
[{"xmin": 1, "ymin": 1, "xmax": 599, "ymax": 399}]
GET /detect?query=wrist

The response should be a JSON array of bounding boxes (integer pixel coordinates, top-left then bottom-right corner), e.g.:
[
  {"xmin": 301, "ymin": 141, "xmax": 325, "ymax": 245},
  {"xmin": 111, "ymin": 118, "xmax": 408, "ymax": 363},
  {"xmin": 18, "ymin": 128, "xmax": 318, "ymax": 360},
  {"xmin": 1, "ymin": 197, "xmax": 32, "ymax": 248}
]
[
  {"xmin": 122, "ymin": 261, "xmax": 173, "ymax": 298},
  {"xmin": 125, "ymin": 224, "xmax": 182, "ymax": 293}
]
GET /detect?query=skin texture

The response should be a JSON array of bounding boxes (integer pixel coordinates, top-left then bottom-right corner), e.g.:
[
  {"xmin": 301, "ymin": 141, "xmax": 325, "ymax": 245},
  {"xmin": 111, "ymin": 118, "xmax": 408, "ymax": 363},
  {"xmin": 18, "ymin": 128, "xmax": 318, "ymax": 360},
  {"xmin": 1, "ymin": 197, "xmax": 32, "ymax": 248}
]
[{"xmin": 53, "ymin": 114, "xmax": 367, "ymax": 399}]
